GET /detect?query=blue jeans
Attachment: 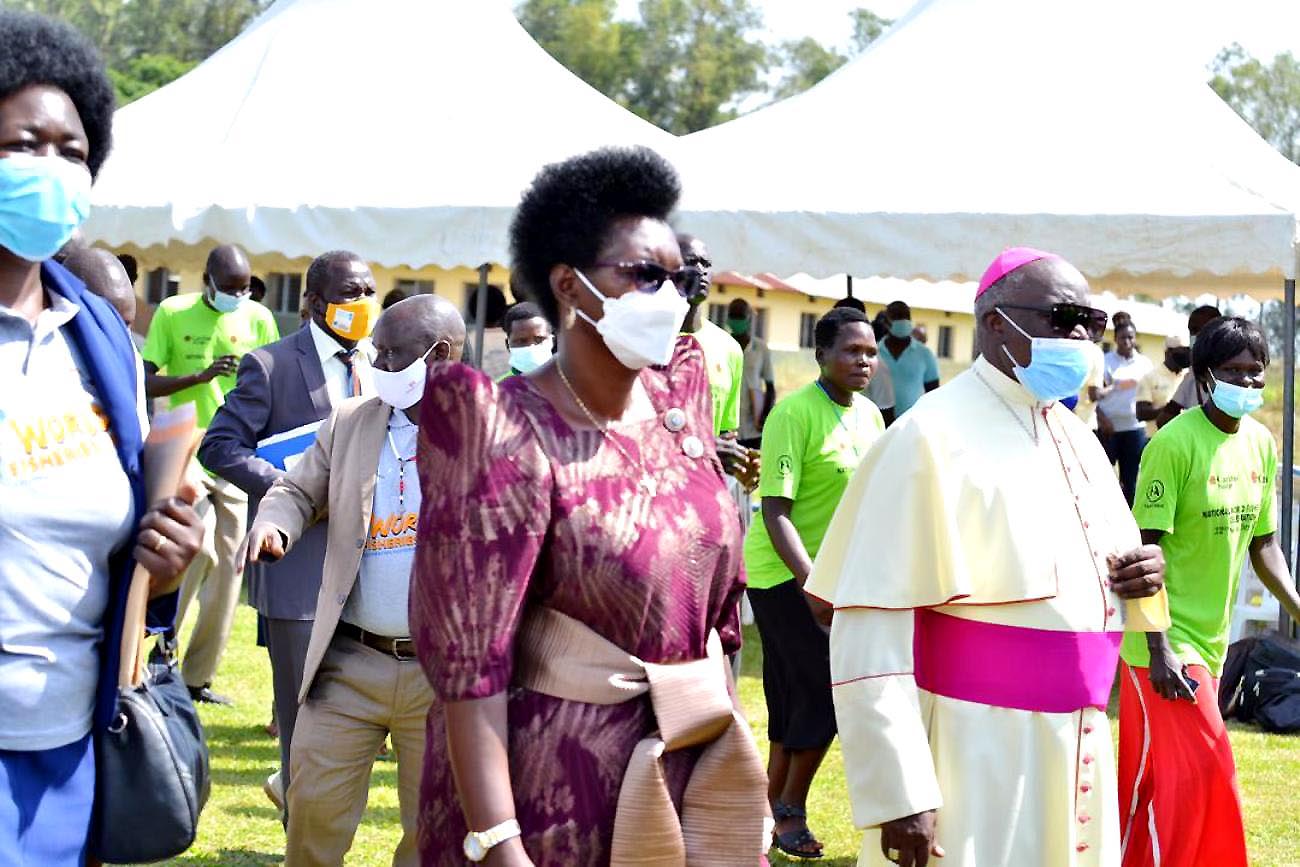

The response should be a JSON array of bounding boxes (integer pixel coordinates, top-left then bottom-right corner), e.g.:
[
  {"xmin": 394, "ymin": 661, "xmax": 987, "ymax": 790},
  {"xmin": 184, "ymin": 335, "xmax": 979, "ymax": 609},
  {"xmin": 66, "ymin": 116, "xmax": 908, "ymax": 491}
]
[
  {"xmin": 1100, "ymin": 428, "xmax": 1147, "ymax": 506},
  {"xmin": 0, "ymin": 733, "xmax": 94, "ymax": 866}
]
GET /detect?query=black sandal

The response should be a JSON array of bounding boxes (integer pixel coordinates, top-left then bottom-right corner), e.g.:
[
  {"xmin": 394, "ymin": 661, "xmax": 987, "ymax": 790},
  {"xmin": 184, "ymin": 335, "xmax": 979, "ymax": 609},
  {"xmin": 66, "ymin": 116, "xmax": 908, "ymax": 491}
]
[{"xmin": 771, "ymin": 802, "xmax": 824, "ymax": 860}]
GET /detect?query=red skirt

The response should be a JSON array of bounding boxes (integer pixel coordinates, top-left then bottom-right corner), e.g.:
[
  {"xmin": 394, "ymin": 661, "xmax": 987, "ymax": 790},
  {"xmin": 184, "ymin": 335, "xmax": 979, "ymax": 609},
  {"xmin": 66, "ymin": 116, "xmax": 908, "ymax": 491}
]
[{"xmin": 1118, "ymin": 662, "xmax": 1248, "ymax": 867}]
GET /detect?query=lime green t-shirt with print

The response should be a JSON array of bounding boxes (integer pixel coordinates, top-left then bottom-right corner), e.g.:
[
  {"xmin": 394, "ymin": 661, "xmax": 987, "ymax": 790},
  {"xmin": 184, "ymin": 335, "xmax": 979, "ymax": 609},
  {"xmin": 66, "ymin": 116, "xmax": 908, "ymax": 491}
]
[
  {"xmin": 1120, "ymin": 408, "xmax": 1277, "ymax": 675},
  {"xmin": 142, "ymin": 292, "xmax": 280, "ymax": 428},
  {"xmin": 687, "ymin": 319, "xmax": 743, "ymax": 435},
  {"xmin": 743, "ymin": 381, "xmax": 885, "ymax": 590}
]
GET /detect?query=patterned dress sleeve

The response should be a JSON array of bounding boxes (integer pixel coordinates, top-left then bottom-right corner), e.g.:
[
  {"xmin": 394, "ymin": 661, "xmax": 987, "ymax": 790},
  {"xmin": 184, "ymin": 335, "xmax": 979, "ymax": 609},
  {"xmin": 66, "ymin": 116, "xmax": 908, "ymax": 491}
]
[
  {"xmin": 675, "ymin": 337, "xmax": 745, "ymax": 655},
  {"xmin": 410, "ymin": 362, "xmax": 552, "ymax": 700}
]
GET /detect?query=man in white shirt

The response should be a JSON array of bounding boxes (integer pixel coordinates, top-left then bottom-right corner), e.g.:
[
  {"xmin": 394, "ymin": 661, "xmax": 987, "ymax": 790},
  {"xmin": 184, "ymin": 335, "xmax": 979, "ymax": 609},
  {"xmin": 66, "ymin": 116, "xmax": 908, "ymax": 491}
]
[{"xmin": 241, "ymin": 295, "xmax": 465, "ymax": 866}]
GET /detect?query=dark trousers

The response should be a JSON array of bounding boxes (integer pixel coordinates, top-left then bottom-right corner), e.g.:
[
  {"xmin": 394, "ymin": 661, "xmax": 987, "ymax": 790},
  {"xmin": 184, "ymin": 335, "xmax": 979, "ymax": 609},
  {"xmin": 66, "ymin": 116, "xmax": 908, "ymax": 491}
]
[
  {"xmin": 1099, "ymin": 428, "xmax": 1147, "ymax": 506},
  {"xmin": 265, "ymin": 618, "xmax": 314, "ymax": 794}
]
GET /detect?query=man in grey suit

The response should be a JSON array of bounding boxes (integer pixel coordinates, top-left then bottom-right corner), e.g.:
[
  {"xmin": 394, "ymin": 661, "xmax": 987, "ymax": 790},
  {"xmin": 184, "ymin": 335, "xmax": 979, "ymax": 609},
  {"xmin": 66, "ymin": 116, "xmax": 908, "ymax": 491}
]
[{"xmin": 199, "ymin": 250, "xmax": 378, "ymax": 812}]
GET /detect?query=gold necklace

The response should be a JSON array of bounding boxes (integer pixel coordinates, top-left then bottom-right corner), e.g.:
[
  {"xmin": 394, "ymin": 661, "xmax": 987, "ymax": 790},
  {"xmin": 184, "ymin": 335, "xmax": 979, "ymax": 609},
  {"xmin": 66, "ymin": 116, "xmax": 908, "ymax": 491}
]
[{"xmin": 555, "ymin": 361, "xmax": 658, "ymax": 499}]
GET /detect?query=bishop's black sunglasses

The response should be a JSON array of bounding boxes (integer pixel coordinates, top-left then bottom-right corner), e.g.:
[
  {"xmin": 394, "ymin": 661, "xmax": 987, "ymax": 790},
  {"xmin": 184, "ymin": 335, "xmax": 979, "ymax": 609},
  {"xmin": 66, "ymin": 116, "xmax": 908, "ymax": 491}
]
[
  {"xmin": 590, "ymin": 260, "xmax": 703, "ymax": 297},
  {"xmin": 999, "ymin": 303, "xmax": 1109, "ymax": 341}
]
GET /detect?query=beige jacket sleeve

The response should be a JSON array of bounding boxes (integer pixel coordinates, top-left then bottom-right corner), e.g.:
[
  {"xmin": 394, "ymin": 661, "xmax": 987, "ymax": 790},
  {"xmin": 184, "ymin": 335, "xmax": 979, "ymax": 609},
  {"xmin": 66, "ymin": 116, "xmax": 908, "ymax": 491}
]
[{"xmin": 252, "ymin": 408, "xmax": 337, "ymax": 549}]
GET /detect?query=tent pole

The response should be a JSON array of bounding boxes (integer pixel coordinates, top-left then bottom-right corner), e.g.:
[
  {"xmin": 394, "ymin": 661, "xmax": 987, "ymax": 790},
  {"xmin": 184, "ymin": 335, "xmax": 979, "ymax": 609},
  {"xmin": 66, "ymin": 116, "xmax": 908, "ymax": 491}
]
[
  {"xmin": 473, "ymin": 263, "xmax": 490, "ymax": 369},
  {"xmin": 1284, "ymin": 279, "xmax": 1297, "ymax": 638}
]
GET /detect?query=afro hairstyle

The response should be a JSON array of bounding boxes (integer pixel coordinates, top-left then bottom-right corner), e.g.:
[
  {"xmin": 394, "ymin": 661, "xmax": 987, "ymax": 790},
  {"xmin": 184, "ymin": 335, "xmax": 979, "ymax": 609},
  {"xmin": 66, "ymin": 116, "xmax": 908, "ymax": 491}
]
[
  {"xmin": 0, "ymin": 10, "xmax": 115, "ymax": 178},
  {"xmin": 508, "ymin": 146, "xmax": 681, "ymax": 326}
]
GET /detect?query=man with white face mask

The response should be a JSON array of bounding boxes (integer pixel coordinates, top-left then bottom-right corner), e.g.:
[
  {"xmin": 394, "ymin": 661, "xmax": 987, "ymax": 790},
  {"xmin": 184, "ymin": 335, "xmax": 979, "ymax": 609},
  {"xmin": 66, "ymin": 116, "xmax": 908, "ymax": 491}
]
[
  {"xmin": 199, "ymin": 249, "xmax": 379, "ymax": 814},
  {"xmin": 238, "ymin": 294, "xmax": 464, "ymax": 865},
  {"xmin": 807, "ymin": 248, "xmax": 1169, "ymax": 867}
]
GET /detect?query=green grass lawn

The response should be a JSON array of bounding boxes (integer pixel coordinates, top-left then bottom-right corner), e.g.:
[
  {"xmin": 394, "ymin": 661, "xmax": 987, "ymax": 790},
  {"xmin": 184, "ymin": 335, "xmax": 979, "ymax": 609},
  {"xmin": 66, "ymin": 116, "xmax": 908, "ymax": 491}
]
[{"xmin": 155, "ymin": 610, "xmax": 1300, "ymax": 866}]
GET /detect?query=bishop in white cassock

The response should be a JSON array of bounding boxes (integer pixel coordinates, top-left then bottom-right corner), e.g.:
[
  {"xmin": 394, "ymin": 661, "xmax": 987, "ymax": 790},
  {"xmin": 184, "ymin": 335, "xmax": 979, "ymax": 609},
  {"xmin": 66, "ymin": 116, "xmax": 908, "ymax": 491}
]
[{"xmin": 805, "ymin": 249, "xmax": 1169, "ymax": 867}]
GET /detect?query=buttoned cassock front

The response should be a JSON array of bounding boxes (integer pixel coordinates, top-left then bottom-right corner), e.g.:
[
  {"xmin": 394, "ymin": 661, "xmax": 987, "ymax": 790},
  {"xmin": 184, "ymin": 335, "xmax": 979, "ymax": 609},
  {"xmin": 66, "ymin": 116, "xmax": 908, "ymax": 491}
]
[{"xmin": 807, "ymin": 356, "xmax": 1168, "ymax": 867}]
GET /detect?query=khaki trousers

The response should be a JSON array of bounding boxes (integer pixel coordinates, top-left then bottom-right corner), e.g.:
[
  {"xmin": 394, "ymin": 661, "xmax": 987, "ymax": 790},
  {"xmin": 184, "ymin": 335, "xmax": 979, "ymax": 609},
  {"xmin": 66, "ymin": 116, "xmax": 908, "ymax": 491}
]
[
  {"xmin": 286, "ymin": 633, "xmax": 433, "ymax": 867},
  {"xmin": 175, "ymin": 468, "xmax": 248, "ymax": 688}
]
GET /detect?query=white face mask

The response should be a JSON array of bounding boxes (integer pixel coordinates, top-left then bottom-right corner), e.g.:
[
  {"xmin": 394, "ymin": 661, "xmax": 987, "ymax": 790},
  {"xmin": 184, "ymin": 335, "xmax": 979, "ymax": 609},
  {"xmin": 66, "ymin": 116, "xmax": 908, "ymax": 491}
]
[
  {"xmin": 573, "ymin": 268, "xmax": 689, "ymax": 370},
  {"xmin": 509, "ymin": 341, "xmax": 552, "ymax": 374},
  {"xmin": 372, "ymin": 342, "xmax": 443, "ymax": 410}
]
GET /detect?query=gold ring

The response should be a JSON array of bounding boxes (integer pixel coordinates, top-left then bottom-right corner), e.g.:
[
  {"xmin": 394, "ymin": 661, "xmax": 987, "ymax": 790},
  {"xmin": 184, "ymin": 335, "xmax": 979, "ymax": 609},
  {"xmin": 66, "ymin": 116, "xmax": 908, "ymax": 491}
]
[
  {"xmin": 153, "ymin": 533, "xmax": 168, "ymax": 552},
  {"xmin": 886, "ymin": 849, "xmax": 901, "ymax": 863}
]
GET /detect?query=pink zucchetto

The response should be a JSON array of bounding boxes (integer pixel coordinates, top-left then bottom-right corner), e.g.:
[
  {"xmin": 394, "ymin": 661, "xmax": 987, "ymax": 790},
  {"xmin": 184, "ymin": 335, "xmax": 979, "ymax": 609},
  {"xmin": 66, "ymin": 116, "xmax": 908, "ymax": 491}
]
[{"xmin": 976, "ymin": 247, "xmax": 1062, "ymax": 297}]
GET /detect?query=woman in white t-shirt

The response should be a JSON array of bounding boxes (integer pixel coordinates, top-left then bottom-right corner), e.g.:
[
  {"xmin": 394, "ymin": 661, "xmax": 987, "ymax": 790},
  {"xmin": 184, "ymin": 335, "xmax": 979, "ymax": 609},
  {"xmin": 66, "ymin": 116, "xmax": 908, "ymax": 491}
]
[{"xmin": 1096, "ymin": 321, "xmax": 1154, "ymax": 504}]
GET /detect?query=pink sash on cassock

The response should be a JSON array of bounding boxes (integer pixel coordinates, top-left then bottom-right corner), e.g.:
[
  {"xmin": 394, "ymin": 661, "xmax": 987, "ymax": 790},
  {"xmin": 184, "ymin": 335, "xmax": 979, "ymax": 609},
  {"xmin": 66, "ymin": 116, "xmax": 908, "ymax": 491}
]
[{"xmin": 913, "ymin": 608, "xmax": 1121, "ymax": 713}]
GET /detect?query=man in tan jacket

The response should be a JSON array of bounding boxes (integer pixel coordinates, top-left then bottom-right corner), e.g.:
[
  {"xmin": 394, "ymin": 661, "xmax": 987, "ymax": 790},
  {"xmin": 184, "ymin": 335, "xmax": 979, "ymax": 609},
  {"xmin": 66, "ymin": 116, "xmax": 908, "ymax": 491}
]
[{"xmin": 239, "ymin": 295, "xmax": 465, "ymax": 866}]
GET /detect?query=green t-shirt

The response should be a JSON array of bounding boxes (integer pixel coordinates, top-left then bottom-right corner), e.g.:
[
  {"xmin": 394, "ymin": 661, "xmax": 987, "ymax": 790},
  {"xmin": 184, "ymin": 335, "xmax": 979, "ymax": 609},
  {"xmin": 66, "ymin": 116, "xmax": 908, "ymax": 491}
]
[
  {"xmin": 743, "ymin": 381, "xmax": 885, "ymax": 590},
  {"xmin": 141, "ymin": 293, "xmax": 280, "ymax": 428},
  {"xmin": 687, "ymin": 319, "xmax": 743, "ymax": 435},
  {"xmin": 1120, "ymin": 408, "xmax": 1277, "ymax": 675}
]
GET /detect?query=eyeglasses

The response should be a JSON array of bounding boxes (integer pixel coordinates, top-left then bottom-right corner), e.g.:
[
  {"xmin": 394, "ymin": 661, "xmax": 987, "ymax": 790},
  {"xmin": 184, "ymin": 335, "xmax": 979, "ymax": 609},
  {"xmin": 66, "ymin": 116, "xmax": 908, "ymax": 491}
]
[
  {"xmin": 590, "ymin": 260, "xmax": 700, "ymax": 296},
  {"xmin": 999, "ymin": 303, "xmax": 1109, "ymax": 341}
]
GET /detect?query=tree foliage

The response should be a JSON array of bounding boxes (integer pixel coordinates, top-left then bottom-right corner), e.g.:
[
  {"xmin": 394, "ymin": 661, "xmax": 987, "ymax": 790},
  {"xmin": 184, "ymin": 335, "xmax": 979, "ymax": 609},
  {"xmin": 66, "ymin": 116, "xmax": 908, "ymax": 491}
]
[
  {"xmin": 773, "ymin": 8, "xmax": 891, "ymax": 106},
  {"xmin": 515, "ymin": 0, "xmax": 635, "ymax": 101},
  {"xmin": 1210, "ymin": 43, "xmax": 1300, "ymax": 165},
  {"xmin": 12, "ymin": 0, "xmax": 271, "ymax": 104}
]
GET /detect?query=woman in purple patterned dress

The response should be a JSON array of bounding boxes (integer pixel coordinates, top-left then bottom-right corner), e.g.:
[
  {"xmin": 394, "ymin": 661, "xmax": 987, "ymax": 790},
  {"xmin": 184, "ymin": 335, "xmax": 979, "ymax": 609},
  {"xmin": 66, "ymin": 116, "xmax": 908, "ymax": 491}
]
[{"xmin": 410, "ymin": 147, "xmax": 764, "ymax": 866}]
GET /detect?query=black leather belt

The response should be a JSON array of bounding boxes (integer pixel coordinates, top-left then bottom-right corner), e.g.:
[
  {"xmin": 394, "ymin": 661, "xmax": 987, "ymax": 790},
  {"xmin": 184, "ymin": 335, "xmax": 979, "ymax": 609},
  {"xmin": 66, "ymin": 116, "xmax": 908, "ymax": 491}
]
[{"xmin": 336, "ymin": 621, "xmax": 416, "ymax": 661}]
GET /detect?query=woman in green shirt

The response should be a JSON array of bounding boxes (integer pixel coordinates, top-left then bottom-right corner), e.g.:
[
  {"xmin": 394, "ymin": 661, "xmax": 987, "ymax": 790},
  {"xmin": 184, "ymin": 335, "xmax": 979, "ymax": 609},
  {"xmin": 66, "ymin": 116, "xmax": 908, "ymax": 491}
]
[
  {"xmin": 743, "ymin": 307, "xmax": 885, "ymax": 859},
  {"xmin": 1118, "ymin": 316, "xmax": 1300, "ymax": 867}
]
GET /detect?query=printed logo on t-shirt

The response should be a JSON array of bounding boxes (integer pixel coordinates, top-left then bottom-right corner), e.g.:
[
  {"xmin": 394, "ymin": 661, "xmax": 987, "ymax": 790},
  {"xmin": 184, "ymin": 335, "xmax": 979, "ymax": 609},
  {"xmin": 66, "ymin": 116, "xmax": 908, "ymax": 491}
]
[
  {"xmin": 777, "ymin": 455, "xmax": 793, "ymax": 477},
  {"xmin": 1207, "ymin": 473, "xmax": 1241, "ymax": 490},
  {"xmin": 1, "ymin": 402, "xmax": 113, "ymax": 483},
  {"xmin": 1145, "ymin": 479, "xmax": 1165, "ymax": 505},
  {"xmin": 366, "ymin": 510, "xmax": 418, "ymax": 554}
]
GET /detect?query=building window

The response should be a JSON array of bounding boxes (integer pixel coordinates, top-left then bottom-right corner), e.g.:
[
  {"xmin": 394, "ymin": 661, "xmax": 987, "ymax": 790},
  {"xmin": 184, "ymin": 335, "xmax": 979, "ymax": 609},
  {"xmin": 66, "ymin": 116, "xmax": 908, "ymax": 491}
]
[
  {"xmin": 799, "ymin": 312, "xmax": 817, "ymax": 349},
  {"xmin": 264, "ymin": 272, "xmax": 303, "ymax": 314},
  {"xmin": 394, "ymin": 278, "xmax": 435, "ymax": 296},
  {"xmin": 144, "ymin": 268, "xmax": 178, "ymax": 305},
  {"xmin": 708, "ymin": 303, "xmax": 727, "ymax": 327},
  {"xmin": 464, "ymin": 283, "xmax": 507, "ymax": 328},
  {"xmin": 937, "ymin": 324, "xmax": 953, "ymax": 359},
  {"xmin": 754, "ymin": 308, "xmax": 768, "ymax": 340}
]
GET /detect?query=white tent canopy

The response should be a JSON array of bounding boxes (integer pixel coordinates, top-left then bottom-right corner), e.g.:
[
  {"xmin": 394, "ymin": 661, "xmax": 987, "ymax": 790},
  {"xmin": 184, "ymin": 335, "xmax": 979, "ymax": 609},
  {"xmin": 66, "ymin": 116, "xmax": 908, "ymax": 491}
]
[
  {"xmin": 673, "ymin": 0, "xmax": 1300, "ymax": 297},
  {"xmin": 83, "ymin": 0, "xmax": 674, "ymax": 271}
]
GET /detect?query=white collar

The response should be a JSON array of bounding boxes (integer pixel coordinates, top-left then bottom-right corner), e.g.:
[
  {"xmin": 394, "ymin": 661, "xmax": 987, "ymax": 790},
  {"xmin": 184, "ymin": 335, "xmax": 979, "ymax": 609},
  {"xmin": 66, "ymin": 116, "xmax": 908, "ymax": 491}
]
[{"xmin": 308, "ymin": 319, "xmax": 351, "ymax": 365}]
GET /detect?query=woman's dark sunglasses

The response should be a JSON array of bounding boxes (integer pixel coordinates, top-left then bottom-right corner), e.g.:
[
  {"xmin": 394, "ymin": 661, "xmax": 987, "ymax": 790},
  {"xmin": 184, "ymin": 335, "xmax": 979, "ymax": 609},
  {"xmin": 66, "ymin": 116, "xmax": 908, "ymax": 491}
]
[
  {"xmin": 590, "ymin": 260, "xmax": 702, "ymax": 296},
  {"xmin": 1000, "ymin": 303, "xmax": 1109, "ymax": 341}
]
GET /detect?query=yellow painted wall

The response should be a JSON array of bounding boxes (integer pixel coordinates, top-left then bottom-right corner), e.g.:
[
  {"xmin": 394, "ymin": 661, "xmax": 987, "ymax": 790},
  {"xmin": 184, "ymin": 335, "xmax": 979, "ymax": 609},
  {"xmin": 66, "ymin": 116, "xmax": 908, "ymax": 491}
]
[{"xmin": 128, "ymin": 253, "xmax": 1167, "ymax": 380}]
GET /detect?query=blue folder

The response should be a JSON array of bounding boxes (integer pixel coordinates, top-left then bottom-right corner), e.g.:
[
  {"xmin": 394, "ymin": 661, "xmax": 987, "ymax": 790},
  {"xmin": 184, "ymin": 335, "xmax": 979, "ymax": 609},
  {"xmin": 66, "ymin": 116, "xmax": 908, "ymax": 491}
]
[{"xmin": 255, "ymin": 420, "xmax": 323, "ymax": 471}]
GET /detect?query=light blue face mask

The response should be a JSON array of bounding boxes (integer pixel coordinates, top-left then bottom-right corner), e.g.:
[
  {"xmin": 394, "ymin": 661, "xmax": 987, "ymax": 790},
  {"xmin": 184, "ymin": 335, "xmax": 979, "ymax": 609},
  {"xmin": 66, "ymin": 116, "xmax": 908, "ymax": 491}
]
[
  {"xmin": 509, "ymin": 341, "xmax": 552, "ymax": 374},
  {"xmin": 1209, "ymin": 376, "xmax": 1264, "ymax": 418},
  {"xmin": 0, "ymin": 153, "xmax": 92, "ymax": 262},
  {"xmin": 998, "ymin": 309, "xmax": 1093, "ymax": 403},
  {"xmin": 889, "ymin": 318, "xmax": 914, "ymax": 339},
  {"xmin": 206, "ymin": 279, "xmax": 247, "ymax": 314}
]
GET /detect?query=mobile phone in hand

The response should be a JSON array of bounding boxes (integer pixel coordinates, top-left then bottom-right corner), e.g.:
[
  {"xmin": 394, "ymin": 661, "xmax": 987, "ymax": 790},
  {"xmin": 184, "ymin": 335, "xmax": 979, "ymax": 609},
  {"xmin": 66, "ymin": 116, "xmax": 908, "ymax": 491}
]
[{"xmin": 1184, "ymin": 674, "xmax": 1200, "ymax": 695}]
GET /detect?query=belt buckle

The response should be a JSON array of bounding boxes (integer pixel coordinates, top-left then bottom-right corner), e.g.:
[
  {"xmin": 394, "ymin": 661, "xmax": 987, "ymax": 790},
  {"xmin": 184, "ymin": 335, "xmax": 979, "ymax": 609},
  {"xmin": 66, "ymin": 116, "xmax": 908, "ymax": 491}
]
[{"xmin": 391, "ymin": 640, "xmax": 416, "ymax": 662}]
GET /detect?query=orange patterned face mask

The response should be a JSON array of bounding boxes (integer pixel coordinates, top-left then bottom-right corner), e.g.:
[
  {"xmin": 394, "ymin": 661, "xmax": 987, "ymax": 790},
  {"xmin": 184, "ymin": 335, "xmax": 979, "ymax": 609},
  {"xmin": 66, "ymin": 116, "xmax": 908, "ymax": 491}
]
[{"xmin": 324, "ymin": 297, "xmax": 379, "ymax": 341}]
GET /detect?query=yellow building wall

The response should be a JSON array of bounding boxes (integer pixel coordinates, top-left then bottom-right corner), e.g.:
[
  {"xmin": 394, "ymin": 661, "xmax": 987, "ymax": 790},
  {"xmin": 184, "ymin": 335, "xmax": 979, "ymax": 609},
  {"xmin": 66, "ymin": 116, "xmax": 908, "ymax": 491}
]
[{"xmin": 127, "ymin": 252, "xmax": 1168, "ymax": 384}]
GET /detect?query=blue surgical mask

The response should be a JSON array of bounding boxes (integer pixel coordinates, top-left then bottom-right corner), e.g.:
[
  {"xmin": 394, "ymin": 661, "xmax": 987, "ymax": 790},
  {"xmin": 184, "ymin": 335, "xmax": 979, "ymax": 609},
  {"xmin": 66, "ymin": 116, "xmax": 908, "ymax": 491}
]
[
  {"xmin": 508, "ymin": 341, "xmax": 552, "ymax": 374},
  {"xmin": 207, "ymin": 278, "xmax": 246, "ymax": 314},
  {"xmin": 0, "ymin": 153, "xmax": 92, "ymax": 262},
  {"xmin": 1209, "ymin": 377, "xmax": 1264, "ymax": 418},
  {"xmin": 889, "ymin": 319, "xmax": 914, "ymax": 339},
  {"xmin": 998, "ymin": 309, "xmax": 1093, "ymax": 403}
]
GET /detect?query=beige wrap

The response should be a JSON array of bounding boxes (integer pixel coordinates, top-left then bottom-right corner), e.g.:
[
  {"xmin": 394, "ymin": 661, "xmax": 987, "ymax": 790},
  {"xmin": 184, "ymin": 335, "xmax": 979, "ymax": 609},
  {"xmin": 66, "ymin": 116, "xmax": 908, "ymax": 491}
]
[{"xmin": 514, "ymin": 607, "xmax": 769, "ymax": 865}]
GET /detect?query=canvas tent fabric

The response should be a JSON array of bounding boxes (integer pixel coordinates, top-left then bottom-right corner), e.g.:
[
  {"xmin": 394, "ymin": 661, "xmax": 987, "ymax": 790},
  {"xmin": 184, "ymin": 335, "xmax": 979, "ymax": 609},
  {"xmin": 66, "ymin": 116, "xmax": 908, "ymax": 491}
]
[
  {"xmin": 83, "ymin": 0, "xmax": 675, "ymax": 272},
  {"xmin": 672, "ymin": 0, "xmax": 1300, "ymax": 297}
]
